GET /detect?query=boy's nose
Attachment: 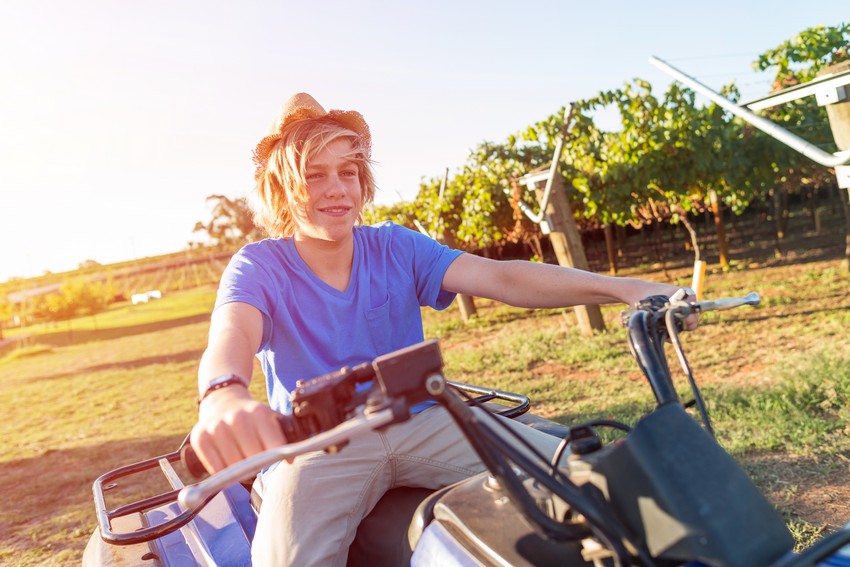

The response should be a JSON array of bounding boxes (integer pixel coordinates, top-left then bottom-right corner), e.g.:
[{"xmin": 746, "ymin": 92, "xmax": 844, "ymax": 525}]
[{"xmin": 326, "ymin": 175, "xmax": 348, "ymax": 196}]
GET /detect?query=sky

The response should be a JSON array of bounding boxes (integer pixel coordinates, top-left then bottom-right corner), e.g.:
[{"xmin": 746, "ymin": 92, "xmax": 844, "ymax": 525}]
[{"xmin": 0, "ymin": 1, "xmax": 846, "ymax": 282}]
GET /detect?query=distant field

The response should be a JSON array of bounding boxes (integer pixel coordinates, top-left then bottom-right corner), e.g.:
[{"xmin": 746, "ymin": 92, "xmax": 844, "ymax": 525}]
[
  {"xmin": 0, "ymin": 248, "xmax": 233, "ymax": 311},
  {"xmin": 1, "ymin": 204, "xmax": 849, "ymax": 564}
]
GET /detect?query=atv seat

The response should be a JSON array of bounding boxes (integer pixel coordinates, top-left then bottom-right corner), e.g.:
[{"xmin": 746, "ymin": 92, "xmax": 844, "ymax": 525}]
[{"xmin": 348, "ymin": 486, "xmax": 435, "ymax": 566}]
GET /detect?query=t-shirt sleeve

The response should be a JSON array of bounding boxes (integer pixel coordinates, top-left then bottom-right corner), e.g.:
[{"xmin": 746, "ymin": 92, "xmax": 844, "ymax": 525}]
[
  {"xmin": 215, "ymin": 247, "xmax": 276, "ymax": 348},
  {"xmin": 391, "ymin": 224, "xmax": 462, "ymax": 311}
]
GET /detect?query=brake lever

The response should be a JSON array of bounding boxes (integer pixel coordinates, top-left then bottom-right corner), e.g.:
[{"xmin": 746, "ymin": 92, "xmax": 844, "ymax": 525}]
[{"xmin": 666, "ymin": 291, "xmax": 761, "ymax": 324}]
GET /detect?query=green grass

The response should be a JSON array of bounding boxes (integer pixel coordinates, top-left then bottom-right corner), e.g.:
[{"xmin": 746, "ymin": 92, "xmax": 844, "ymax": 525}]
[
  {"xmin": 787, "ymin": 520, "xmax": 829, "ymax": 553},
  {"xmin": 2, "ymin": 284, "xmax": 218, "ymax": 344},
  {"xmin": 0, "ymin": 285, "xmax": 234, "ymax": 565},
  {"xmin": 422, "ymin": 255, "xmax": 850, "ymax": 549},
  {"xmin": 2, "ymin": 234, "xmax": 850, "ymax": 563},
  {"xmin": 714, "ymin": 352, "xmax": 850, "ymax": 456}
]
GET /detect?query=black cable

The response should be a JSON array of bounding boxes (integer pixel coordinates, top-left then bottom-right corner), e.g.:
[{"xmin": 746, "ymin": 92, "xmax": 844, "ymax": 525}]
[
  {"xmin": 439, "ymin": 387, "xmax": 591, "ymax": 541},
  {"xmin": 666, "ymin": 308, "xmax": 715, "ymax": 437},
  {"xmin": 455, "ymin": 386, "xmax": 600, "ymax": 488},
  {"xmin": 583, "ymin": 418, "xmax": 632, "ymax": 433},
  {"xmin": 548, "ymin": 419, "xmax": 632, "ymax": 473}
]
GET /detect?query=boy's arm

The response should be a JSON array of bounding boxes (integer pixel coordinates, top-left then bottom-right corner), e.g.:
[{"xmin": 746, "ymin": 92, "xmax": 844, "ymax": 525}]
[
  {"xmin": 191, "ymin": 302, "xmax": 286, "ymax": 473},
  {"xmin": 442, "ymin": 253, "xmax": 696, "ymax": 328}
]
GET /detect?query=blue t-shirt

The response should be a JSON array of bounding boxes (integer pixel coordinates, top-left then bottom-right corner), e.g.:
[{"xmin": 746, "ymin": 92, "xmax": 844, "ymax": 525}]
[{"xmin": 214, "ymin": 221, "xmax": 462, "ymax": 413}]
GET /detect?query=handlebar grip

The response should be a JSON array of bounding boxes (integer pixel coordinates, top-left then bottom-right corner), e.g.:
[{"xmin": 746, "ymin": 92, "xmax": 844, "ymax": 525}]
[{"xmin": 180, "ymin": 443, "xmax": 209, "ymax": 479}]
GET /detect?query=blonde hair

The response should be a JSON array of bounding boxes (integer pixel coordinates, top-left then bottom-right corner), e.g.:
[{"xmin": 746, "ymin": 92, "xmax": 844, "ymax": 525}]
[{"xmin": 252, "ymin": 119, "xmax": 376, "ymax": 238}]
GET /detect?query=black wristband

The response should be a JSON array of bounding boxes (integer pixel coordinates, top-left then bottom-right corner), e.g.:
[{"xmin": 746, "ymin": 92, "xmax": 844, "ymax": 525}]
[{"xmin": 197, "ymin": 374, "xmax": 248, "ymax": 407}]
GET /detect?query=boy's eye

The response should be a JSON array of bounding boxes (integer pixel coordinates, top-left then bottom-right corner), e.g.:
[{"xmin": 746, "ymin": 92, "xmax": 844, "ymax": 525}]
[{"xmin": 306, "ymin": 172, "xmax": 323, "ymax": 180}]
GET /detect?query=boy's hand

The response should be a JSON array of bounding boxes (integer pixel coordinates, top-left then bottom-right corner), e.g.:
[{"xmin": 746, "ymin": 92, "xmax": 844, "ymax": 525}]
[{"xmin": 191, "ymin": 388, "xmax": 287, "ymax": 474}]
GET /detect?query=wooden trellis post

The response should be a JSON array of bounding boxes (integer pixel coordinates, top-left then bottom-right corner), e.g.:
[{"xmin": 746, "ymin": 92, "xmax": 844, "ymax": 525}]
[
  {"xmin": 516, "ymin": 105, "xmax": 606, "ymax": 336},
  {"xmin": 817, "ymin": 61, "xmax": 850, "ymax": 268},
  {"xmin": 520, "ymin": 168, "xmax": 607, "ymax": 336}
]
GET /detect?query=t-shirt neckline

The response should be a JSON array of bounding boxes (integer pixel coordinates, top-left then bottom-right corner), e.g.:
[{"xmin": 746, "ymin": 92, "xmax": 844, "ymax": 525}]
[{"xmin": 285, "ymin": 232, "xmax": 360, "ymax": 298}]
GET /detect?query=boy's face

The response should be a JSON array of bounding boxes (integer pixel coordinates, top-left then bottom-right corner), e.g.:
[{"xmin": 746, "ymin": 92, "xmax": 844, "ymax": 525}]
[{"xmin": 292, "ymin": 138, "xmax": 363, "ymax": 242}]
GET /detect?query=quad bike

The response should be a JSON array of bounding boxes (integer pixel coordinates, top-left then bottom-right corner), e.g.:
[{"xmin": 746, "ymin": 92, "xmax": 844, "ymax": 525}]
[{"xmin": 83, "ymin": 292, "xmax": 850, "ymax": 566}]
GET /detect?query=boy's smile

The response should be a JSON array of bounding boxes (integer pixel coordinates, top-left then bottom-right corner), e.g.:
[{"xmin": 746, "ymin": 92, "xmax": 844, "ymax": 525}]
[{"xmin": 294, "ymin": 137, "xmax": 363, "ymax": 243}]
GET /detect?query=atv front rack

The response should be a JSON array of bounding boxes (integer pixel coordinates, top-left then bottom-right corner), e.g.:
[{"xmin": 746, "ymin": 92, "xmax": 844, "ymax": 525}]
[{"xmin": 92, "ymin": 438, "xmax": 219, "ymax": 546}]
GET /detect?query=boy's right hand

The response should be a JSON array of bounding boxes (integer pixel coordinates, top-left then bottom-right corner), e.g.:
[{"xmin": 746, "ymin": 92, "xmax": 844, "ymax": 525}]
[{"xmin": 190, "ymin": 387, "xmax": 287, "ymax": 473}]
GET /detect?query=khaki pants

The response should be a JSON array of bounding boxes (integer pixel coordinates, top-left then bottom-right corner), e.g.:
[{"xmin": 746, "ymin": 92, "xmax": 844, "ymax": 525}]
[{"xmin": 250, "ymin": 405, "xmax": 563, "ymax": 566}]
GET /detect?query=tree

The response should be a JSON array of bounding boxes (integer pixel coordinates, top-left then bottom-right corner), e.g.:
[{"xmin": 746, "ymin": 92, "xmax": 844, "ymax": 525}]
[
  {"xmin": 30, "ymin": 279, "xmax": 113, "ymax": 334},
  {"xmin": 367, "ymin": 138, "xmax": 546, "ymax": 256},
  {"xmin": 564, "ymin": 81, "xmax": 709, "ymax": 274},
  {"xmin": 753, "ymin": 24, "xmax": 850, "ymax": 85},
  {"xmin": 194, "ymin": 195, "xmax": 265, "ymax": 247},
  {"xmin": 43, "ymin": 285, "xmax": 78, "ymax": 330},
  {"xmin": 753, "ymin": 23, "xmax": 850, "ymax": 265},
  {"xmin": 78, "ymin": 259, "xmax": 102, "ymax": 270},
  {"xmin": 75, "ymin": 280, "xmax": 113, "ymax": 329}
]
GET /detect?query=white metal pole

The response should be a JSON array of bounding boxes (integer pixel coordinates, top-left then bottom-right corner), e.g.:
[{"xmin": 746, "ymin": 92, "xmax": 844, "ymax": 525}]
[{"xmin": 649, "ymin": 56, "xmax": 850, "ymax": 168}]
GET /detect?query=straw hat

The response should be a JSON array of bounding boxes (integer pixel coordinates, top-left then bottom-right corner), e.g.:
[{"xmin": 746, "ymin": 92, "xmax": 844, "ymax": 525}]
[{"xmin": 252, "ymin": 92, "xmax": 372, "ymax": 179}]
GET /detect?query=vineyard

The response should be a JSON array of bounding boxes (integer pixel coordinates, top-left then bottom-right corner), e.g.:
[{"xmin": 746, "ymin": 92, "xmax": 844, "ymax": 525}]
[
  {"xmin": 1, "ymin": 184, "xmax": 845, "ymax": 359},
  {"xmin": 109, "ymin": 253, "xmax": 230, "ymax": 296},
  {"xmin": 360, "ymin": 24, "xmax": 850, "ymax": 280},
  {"xmin": 0, "ymin": 248, "xmax": 234, "ymax": 348},
  {"xmin": 0, "ymin": 249, "xmax": 230, "ymax": 297}
]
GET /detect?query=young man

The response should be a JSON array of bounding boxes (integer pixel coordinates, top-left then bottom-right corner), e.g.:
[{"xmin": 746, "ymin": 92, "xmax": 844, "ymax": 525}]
[{"xmin": 190, "ymin": 92, "xmax": 695, "ymax": 565}]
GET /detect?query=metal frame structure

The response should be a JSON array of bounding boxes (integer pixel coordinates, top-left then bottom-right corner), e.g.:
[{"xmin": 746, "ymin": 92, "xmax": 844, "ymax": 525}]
[{"xmin": 649, "ymin": 56, "xmax": 850, "ymax": 190}]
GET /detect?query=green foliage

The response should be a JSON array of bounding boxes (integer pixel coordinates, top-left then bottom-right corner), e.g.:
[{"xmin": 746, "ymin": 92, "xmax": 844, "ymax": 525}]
[
  {"xmin": 28, "ymin": 278, "xmax": 115, "ymax": 326},
  {"xmin": 750, "ymin": 23, "xmax": 850, "ymax": 194},
  {"xmin": 362, "ymin": 200, "xmax": 415, "ymax": 228},
  {"xmin": 714, "ymin": 351, "xmax": 850, "ymax": 455},
  {"xmin": 365, "ymin": 23, "xmax": 847, "ymax": 266},
  {"xmin": 753, "ymin": 23, "xmax": 850, "ymax": 84},
  {"xmin": 368, "ymin": 143, "xmax": 545, "ymax": 252},
  {"xmin": 194, "ymin": 194, "xmax": 264, "ymax": 247}
]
